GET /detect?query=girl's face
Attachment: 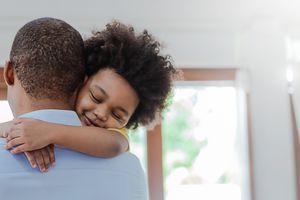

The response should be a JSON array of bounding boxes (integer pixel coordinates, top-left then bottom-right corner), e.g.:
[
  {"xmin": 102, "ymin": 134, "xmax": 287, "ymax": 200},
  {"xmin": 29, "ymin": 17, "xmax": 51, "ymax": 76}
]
[{"xmin": 75, "ymin": 68, "xmax": 139, "ymax": 129}]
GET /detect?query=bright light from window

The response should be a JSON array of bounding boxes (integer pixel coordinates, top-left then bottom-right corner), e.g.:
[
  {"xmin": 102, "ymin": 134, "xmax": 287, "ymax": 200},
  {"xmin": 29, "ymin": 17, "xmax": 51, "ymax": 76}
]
[
  {"xmin": 0, "ymin": 101, "xmax": 13, "ymax": 122},
  {"xmin": 286, "ymin": 67, "xmax": 294, "ymax": 83},
  {"xmin": 163, "ymin": 86, "xmax": 242, "ymax": 200}
]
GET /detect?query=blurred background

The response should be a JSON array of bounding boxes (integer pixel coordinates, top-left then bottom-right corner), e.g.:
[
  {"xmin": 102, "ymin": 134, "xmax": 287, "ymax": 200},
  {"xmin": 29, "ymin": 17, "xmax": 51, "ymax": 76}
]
[{"xmin": 2, "ymin": 0, "xmax": 300, "ymax": 200}]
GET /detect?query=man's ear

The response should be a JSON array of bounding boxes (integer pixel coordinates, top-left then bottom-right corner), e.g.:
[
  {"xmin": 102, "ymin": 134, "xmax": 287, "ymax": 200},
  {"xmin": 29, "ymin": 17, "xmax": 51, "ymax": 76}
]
[{"xmin": 3, "ymin": 61, "xmax": 15, "ymax": 86}]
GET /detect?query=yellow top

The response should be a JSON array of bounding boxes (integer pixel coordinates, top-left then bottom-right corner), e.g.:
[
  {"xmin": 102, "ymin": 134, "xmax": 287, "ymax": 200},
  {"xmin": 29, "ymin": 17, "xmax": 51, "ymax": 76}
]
[
  {"xmin": 107, "ymin": 127, "xmax": 129, "ymax": 151},
  {"xmin": 107, "ymin": 127, "xmax": 129, "ymax": 141}
]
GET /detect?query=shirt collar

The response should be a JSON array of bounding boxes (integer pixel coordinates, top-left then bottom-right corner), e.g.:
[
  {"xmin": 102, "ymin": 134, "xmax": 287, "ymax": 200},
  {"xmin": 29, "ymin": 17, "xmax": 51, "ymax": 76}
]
[{"xmin": 20, "ymin": 109, "xmax": 82, "ymax": 126}]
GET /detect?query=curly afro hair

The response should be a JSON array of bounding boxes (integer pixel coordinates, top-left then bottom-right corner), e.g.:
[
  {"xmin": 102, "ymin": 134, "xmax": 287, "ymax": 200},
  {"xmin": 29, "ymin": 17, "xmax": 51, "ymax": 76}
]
[{"xmin": 84, "ymin": 21, "xmax": 178, "ymax": 129}]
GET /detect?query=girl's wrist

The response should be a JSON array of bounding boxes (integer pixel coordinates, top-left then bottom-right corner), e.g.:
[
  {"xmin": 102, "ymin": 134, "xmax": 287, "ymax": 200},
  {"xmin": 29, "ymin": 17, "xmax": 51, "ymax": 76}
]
[{"xmin": 48, "ymin": 124, "xmax": 59, "ymax": 144}]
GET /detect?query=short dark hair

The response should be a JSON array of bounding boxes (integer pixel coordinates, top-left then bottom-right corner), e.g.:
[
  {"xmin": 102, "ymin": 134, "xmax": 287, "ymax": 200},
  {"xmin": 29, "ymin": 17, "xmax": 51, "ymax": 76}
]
[
  {"xmin": 84, "ymin": 21, "xmax": 178, "ymax": 129},
  {"xmin": 10, "ymin": 17, "xmax": 85, "ymax": 101}
]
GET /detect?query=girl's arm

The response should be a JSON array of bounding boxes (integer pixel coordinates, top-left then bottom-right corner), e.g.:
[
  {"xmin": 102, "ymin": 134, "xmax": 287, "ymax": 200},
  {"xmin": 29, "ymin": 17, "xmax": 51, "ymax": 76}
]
[
  {"xmin": 50, "ymin": 124, "xmax": 129, "ymax": 157},
  {"xmin": 0, "ymin": 121, "xmax": 13, "ymax": 137},
  {"xmin": 5, "ymin": 118, "xmax": 129, "ymax": 157}
]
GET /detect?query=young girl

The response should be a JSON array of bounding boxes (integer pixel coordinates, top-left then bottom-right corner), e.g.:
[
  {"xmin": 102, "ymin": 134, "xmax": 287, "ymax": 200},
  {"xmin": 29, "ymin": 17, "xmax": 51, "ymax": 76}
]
[{"xmin": 0, "ymin": 21, "xmax": 177, "ymax": 172}]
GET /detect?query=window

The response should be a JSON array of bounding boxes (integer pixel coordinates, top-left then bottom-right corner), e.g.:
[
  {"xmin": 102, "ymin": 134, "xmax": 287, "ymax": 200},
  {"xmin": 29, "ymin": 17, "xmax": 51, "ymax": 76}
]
[
  {"xmin": 0, "ymin": 101, "xmax": 13, "ymax": 122},
  {"xmin": 129, "ymin": 127, "xmax": 147, "ymax": 172},
  {"xmin": 0, "ymin": 68, "xmax": 12, "ymax": 122},
  {"xmin": 163, "ymin": 85, "xmax": 241, "ymax": 200}
]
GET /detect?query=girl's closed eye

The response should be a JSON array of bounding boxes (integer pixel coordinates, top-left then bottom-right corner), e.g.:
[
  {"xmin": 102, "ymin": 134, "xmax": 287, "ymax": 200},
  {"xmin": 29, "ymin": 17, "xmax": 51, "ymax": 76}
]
[
  {"xmin": 112, "ymin": 112, "xmax": 125, "ymax": 124},
  {"xmin": 90, "ymin": 91, "xmax": 102, "ymax": 104}
]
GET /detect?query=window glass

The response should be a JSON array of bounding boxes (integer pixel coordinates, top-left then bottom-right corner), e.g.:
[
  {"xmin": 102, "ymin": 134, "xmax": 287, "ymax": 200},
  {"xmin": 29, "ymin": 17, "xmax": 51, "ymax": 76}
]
[
  {"xmin": 129, "ymin": 127, "xmax": 147, "ymax": 172},
  {"xmin": 163, "ymin": 86, "xmax": 241, "ymax": 200}
]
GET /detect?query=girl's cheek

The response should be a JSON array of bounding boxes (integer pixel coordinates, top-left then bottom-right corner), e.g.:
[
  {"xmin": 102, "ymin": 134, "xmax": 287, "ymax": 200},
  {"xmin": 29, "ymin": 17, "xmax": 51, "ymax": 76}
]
[
  {"xmin": 82, "ymin": 98, "xmax": 94, "ymax": 110},
  {"xmin": 75, "ymin": 99, "xmax": 87, "ymax": 113}
]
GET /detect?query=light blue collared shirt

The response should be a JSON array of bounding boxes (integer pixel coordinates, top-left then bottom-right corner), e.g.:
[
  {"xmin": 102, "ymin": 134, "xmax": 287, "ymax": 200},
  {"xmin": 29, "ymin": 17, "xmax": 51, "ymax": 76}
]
[{"xmin": 0, "ymin": 109, "xmax": 148, "ymax": 200}]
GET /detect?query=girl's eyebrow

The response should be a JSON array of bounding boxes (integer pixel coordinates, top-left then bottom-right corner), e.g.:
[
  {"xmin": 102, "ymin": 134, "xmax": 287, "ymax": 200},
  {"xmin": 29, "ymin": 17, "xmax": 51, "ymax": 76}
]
[{"xmin": 93, "ymin": 85, "xmax": 108, "ymax": 98}]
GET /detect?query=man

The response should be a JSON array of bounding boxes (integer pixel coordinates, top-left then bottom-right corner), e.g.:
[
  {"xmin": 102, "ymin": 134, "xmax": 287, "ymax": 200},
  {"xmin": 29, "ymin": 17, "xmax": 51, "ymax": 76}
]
[{"xmin": 0, "ymin": 17, "xmax": 148, "ymax": 200}]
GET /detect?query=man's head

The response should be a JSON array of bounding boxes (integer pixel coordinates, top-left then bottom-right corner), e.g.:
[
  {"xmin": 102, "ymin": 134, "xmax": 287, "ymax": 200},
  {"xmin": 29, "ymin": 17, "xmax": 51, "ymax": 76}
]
[{"xmin": 4, "ymin": 17, "xmax": 85, "ymax": 116}]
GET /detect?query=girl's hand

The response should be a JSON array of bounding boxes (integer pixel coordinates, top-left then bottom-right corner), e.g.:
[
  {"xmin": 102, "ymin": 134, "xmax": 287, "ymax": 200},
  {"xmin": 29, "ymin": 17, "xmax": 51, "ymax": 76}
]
[
  {"xmin": 4, "ymin": 118, "xmax": 54, "ymax": 152},
  {"xmin": 24, "ymin": 145, "xmax": 55, "ymax": 173},
  {"xmin": 0, "ymin": 121, "xmax": 13, "ymax": 138}
]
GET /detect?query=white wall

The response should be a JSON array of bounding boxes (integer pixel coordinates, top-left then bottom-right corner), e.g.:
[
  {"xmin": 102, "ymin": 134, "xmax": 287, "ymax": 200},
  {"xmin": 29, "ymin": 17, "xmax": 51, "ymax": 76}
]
[
  {"xmin": 1, "ymin": 1, "xmax": 299, "ymax": 199},
  {"xmin": 0, "ymin": 0, "xmax": 242, "ymax": 66},
  {"xmin": 239, "ymin": 19, "xmax": 296, "ymax": 200}
]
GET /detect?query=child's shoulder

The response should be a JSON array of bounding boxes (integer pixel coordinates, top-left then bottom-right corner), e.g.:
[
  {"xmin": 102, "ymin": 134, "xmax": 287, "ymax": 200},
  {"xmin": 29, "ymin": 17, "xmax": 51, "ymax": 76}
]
[{"xmin": 107, "ymin": 127, "xmax": 128, "ymax": 140}]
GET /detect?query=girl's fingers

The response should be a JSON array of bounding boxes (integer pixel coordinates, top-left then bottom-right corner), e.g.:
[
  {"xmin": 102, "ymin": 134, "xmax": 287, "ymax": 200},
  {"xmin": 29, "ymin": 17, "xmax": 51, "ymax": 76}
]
[
  {"xmin": 47, "ymin": 145, "xmax": 55, "ymax": 165},
  {"xmin": 10, "ymin": 144, "xmax": 27, "ymax": 154},
  {"xmin": 12, "ymin": 118, "xmax": 24, "ymax": 125},
  {"xmin": 34, "ymin": 150, "xmax": 47, "ymax": 173},
  {"xmin": 24, "ymin": 151, "xmax": 37, "ymax": 168},
  {"xmin": 5, "ymin": 137, "xmax": 24, "ymax": 150},
  {"xmin": 6, "ymin": 131, "xmax": 21, "ymax": 141}
]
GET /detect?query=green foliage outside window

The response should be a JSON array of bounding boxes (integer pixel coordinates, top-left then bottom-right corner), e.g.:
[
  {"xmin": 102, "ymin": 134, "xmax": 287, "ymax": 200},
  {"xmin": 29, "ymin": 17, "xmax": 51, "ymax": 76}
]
[{"xmin": 162, "ymin": 101, "xmax": 207, "ymax": 178}]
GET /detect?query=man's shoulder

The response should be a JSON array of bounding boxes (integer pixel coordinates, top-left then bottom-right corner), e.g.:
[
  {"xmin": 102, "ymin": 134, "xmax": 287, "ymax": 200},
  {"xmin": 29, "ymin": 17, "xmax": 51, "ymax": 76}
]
[
  {"xmin": 21, "ymin": 109, "xmax": 82, "ymax": 126},
  {"xmin": 114, "ymin": 152, "xmax": 143, "ymax": 168}
]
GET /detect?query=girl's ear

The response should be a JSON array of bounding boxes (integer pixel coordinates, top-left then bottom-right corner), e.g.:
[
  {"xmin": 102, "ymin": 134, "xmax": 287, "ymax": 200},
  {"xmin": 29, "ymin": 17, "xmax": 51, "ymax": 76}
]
[{"xmin": 3, "ymin": 61, "xmax": 15, "ymax": 86}]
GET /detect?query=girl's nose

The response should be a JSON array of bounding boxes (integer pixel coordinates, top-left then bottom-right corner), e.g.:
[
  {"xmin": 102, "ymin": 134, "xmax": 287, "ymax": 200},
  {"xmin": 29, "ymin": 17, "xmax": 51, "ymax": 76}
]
[{"xmin": 93, "ymin": 107, "xmax": 108, "ymax": 122}]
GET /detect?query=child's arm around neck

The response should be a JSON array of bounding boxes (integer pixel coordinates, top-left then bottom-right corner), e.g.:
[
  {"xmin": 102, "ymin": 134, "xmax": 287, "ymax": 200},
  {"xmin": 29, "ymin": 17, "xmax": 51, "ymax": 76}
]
[
  {"xmin": 50, "ymin": 124, "xmax": 129, "ymax": 157},
  {"xmin": 4, "ymin": 118, "xmax": 129, "ymax": 157}
]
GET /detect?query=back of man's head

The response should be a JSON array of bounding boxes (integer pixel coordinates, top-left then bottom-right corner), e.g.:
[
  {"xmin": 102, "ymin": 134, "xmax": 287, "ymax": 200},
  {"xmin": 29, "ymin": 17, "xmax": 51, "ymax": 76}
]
[{"xmin": 9, "ymin": 17, "xmax": 85, "ymax": 101}]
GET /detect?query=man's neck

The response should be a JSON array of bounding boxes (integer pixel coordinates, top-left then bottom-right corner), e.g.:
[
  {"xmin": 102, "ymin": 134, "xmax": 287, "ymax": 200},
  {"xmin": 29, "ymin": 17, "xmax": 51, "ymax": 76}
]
[{"xmin": 15, "ymin": 98, "xmax": 73, "ymax": 117}]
